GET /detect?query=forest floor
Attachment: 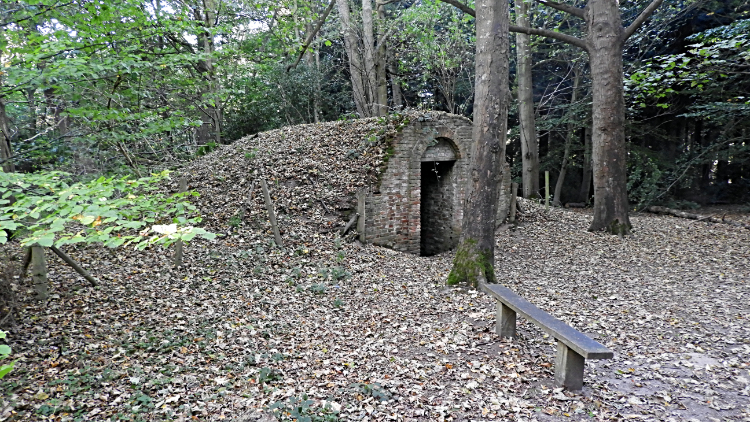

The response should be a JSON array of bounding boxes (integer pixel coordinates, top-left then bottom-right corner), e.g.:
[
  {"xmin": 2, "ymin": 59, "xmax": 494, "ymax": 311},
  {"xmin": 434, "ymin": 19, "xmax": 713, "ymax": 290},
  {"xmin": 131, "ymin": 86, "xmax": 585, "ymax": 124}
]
[{"xmin": 1, "ymin": 201, "xmax": 748, "ymax": 422}]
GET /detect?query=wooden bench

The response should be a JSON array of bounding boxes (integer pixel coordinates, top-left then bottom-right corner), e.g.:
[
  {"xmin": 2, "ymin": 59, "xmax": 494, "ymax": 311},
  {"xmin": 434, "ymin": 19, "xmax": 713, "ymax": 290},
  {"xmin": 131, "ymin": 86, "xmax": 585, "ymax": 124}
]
[{"xmin": 480, "ymin": 283, "xmax": 613, "ymax": 390}]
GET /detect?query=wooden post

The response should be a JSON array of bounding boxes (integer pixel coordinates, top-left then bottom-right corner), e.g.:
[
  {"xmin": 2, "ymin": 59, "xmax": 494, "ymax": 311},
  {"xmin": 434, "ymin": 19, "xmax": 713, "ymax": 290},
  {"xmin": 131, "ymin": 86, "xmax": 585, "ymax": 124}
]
[
  {"xmin": 50, "ymin": 246, "xmax": 98, "ymax": 287},
  {"xmin": 174, "ymin": 177, "xmax": 187, "ymax": 268},
  {"xmin": 261, "ymin": 179, "xmax": 284, "ymax": 248},
  {"xmin": 545, "ymin": 171, "xmax": 550, "ymax": 211},
  {"xmin": 554, "ymin": 341, "xmax": 585, "ymax": 391},
  {"xmin": 496, "ymin": 302, "xmax": 517, "ymax": 338},
  {"xmin": 509, "ymin": 182, "xmax": 518, "ymax": 223},
  {"xmin": 31, "ymin": 246, "xmax": 48, "ymax": 300}
]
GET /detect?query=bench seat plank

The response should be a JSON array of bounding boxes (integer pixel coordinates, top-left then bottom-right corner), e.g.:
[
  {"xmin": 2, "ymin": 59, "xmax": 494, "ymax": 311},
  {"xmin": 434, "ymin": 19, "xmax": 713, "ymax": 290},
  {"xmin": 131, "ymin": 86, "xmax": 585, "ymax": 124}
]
[{"xmin": 481, "ymin": 283, "xmax": 613, "ymax": 360}]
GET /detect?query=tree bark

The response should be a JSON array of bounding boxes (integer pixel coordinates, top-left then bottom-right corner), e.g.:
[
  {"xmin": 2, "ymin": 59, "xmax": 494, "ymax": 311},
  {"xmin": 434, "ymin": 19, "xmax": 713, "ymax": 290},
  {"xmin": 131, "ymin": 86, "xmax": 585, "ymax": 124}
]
[
  {"xmin": 447, "ymin": 0, "xmax": 509, "ymax": 288},
  {"xmin": 578, "ymin": 126, "xmax": 592, "ymax": 203},
  {"xmin": 515, "ymin": 0, "xmax": 539, "ymax": 198},
  {"xmin": 0, "ymin": 97, "xmax": 14, "ymax": 173},
  {"xmin": 375, "ymin": 1, "xmax": 388, "ymax": 116},
  {"xmin": 361, "ymin": 0, "xmax": 378, "ymax": 116},
  {"xmin": 31, "ymin": 246, "xmax": 48, "ymax": 301},
  {"xmin": 388, "ymin": 50, "xmax": 403, "ymax": 109},
  {"xmin": 336, "ymin": 0, "xmax": 369, "ymax": 117},
  {"xmin": 585, "ymin": 0, "xmax": 631, "ymax": 234}
]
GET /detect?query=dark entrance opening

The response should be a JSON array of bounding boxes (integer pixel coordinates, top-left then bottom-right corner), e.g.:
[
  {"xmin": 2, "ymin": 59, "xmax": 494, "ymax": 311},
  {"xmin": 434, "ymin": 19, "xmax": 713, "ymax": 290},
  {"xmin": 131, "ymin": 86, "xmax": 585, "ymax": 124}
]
[{"xmin": 420, "ymin": 160, "xmax": 457, "ymax": 256}]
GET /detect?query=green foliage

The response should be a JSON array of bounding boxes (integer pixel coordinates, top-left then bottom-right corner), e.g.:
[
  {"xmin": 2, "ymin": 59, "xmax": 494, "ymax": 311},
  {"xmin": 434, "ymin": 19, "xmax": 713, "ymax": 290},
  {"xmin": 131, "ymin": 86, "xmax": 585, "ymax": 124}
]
[
  {"xmin": 222, "ymin": 62, "xmax": 351, "ymax": 141},
  {"xmin": 256, "ymin": 367, "xmax": 283, "ymax": 385},
  {"xmin": 627, "ymin": 146, "xmax": 664, "ymax": 208},
  {"xmin": 308, "ymin": 284, "xmax": 326, "ymax": 295},
  {"xmin": 197, "ymin": 142, "xmax": 218, "ymax": 157},
  {"xmin": 269, "ymin": 394, "xmax": 339, "ymax": 422},
  {"xmin": 0, "ymin": 171, "xmax": 214, "ymax": 249},
  {"xmin": 394, "ymin": 0, "xmax": 475, "ymax": 114},
  {"xmin": 0, "ymin": 331, "xmax": 14, "ymax": 380},
  {"xmin": 626, "ymin": 19, "xmax": 750, "ymax": 118},
  {"xmin": 1, "ymin": 0, "xmax": 244, "ymax": 173},
  {"xmin": 351, "ymin": 382, "xmax": 391, "ymax": 401}
]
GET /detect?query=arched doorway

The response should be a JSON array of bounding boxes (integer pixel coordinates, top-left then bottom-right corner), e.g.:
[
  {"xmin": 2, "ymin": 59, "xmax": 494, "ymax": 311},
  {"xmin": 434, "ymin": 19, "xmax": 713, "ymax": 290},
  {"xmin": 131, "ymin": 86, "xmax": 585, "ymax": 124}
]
[{"xmin": 420, "ymin": 137, "xmax": 459, "ymax": 256}]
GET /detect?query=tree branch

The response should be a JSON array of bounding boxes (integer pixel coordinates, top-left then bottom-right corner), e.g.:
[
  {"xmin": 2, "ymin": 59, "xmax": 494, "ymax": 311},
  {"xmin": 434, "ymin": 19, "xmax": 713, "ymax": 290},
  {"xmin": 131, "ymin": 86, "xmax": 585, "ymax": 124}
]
[
  {"xmin": 286, "ymin": 0, "xmax": 336, "ymax": 72},
  {"xmin": 436, "ymin": 0, "xmax": 587, "ymax": 50},
  {"xmin": 623, "ymin": 0, "xmax": 664, "ymax": 40},
  {"xmin": 509, "ymin": 25, "xmax": 588, "ymax": 51},
  {"xmin": 437, "ymin": 0, "xmax": 475, "ymax": 17},
  {"xmin": 535, "ymin": 0, "xmax": 585, "ymax": 19}
]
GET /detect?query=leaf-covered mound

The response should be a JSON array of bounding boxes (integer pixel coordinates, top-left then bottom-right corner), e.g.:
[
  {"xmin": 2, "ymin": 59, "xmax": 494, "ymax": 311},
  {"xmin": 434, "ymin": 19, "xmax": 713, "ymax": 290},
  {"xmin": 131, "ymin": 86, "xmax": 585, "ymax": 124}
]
[{"xmin": 168, "ymin": 114, "xmax": 416, "ymax": 241}]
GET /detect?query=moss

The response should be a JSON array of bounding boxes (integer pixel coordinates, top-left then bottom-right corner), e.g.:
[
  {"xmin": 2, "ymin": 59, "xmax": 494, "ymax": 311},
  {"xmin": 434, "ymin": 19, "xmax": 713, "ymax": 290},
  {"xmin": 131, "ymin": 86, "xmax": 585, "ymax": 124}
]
[
  {"xmin": 607, "ymin": 219, "xmax": 631, "ymax": 236},
  {"xmin": 446, "ymin": 239, "xmax": 496, "ymax": 288}
]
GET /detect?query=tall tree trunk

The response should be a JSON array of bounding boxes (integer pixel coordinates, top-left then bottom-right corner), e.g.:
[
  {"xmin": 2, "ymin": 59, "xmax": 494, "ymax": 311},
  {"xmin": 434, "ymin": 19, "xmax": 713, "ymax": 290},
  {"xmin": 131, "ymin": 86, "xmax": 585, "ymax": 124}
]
[
  {"xmin": 304, "ymin": 17, "xmax": 322, "ymax": 123},
  {"xmin": 438, "ymin": 0, "xmax": 663, "ymax": 234},
  {"xmin": 553, "ymin": 64, "xmax": 581, "ymax": 207},
  {"xmin": 447, "ymin": 0, "xmax": 509, "ymax": 288},
  {"xmin": 314, "ymin": 48, "xmax": 321, "ymax": 123},
  {"xmin": 515, "ymin": 0, "xmax": 539, "ymax": 198},
  {"xmin": 579, "ymin": 126, "xmax": 592, "ymax": 203},
  {"xmin": 586, "ymin": 0, "xmax": 631, "ymax": 234},
  {"xmin": 388, "ymin": 51, "xmax": 403, "ymax": 109},
  {"xmin": 0, "ymin": 97, "xmax": 15, "ymax": 173},
  {"xmin": 336, "ymin": 0, "xmax": 369, "ymax": 117},
  {"xmin": 375, "ymin": 1, "xmax": 388, "ymax": 116},
  {"xmin": 31, "ymin": 246, "xmax": 48, "ymax": 301},
  {"xmin": 361, "ymin": 0, "xmax": 378, "ymax": 116},
  {"xmin": 200, "ymin": 0, "xmax": 221, "ymax": 144}
]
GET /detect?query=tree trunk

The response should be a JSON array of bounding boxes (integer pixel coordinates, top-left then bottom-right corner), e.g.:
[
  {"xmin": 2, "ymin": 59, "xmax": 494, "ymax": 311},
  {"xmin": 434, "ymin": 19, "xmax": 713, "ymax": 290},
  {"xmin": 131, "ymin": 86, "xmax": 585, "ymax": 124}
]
[
  {"xmin": 388, "ymin": 51, "xmax": 403, "ymax": 109},
  {"xmin": 586, "ymin": 0, "xmax": 631, "ymax": 234},
  {"xmin": 199, "ymin": 0, "xmax": 221, "ymax": 144},
  {"xmin": 553, "ymin": 64, "xmax": 581, "ymax": 207},
  {"xmin": 579, "ymin": 126, "xmax": 592, "ymax": 203},
  {"xmin": 336, "ymin": 0, "xmax": 369, "ymax": 117},
  {"xmin": 375, "ymin": 1, "xmax": 388, "ymax": 116},
  {"xmin": 361, "ymin": 0, "xmax": 378, "ymax": 116},
  {"xmin": 31, "ymin": 246, "xmax": 48, "ymax": 301},
  {"xmin": 515, "ymin": 0, "xmax": 539, "ymax": 199},
  {"xmin": 447, "ymin": 0, "xmax": 509, "ymax": 288},
  {"xmin": 0, "ymin": 97, "xmax": 15, "ymax": 173},
  {"xmin": 314, "ymin": 48, "xmax": 321, "ymax": 123}
]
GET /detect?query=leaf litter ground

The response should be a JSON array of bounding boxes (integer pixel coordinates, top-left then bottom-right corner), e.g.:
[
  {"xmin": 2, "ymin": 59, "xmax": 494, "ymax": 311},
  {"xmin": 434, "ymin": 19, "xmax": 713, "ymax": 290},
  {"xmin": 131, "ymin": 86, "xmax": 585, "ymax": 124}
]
[{"xmin": 1, "ymin": 116, "xmax": 749, "ymax": 422}]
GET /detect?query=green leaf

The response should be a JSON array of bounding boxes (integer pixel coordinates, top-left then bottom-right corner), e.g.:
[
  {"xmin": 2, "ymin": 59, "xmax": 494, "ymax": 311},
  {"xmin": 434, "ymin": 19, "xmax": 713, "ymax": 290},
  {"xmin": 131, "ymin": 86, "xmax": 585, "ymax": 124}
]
[
  {"xmin": 0, "ymin": 363, "xmax": 14, "ymax": 379},
  {"xmin": 37, "ymin": 234, "xmax": 55, "ymax": 247}
]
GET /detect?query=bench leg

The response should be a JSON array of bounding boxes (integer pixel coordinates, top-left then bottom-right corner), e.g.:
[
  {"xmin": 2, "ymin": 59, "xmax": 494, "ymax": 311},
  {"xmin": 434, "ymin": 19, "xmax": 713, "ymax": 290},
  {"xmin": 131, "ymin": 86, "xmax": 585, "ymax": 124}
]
[
  {"xmin": 554, "ymin": 341, "xmax": 585, "ymax": 391},
  {"xmin": 496, "ymin": 302, "xmax": 516, "ymax": 338}
]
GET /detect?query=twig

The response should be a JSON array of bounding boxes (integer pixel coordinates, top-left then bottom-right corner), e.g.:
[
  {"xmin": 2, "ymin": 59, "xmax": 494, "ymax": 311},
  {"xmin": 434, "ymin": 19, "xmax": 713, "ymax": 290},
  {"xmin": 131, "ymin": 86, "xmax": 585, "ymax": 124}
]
[
  {"xmin": 261, "ymin": 180, "xmax": 284, "ymax": 248},
  {"xmin": 50, "ymin": 246, "xmax": 98, "ymax": 287}
]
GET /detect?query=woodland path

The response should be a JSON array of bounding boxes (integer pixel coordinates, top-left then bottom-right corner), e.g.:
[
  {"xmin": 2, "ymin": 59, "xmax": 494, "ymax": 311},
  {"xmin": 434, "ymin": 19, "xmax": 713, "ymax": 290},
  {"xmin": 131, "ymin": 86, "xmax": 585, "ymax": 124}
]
[{"xmin": 2, "ymin": 202, "xmax": 748, "ymax": 421}]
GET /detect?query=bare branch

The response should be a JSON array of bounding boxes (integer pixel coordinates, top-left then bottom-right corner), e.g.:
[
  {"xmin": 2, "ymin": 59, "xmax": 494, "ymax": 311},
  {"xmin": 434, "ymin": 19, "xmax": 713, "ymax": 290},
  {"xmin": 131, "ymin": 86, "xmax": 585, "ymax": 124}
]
[
  {"xmin": 535, "ymin": 0, "xmax": 585, "ymax": 19},
  {"xmin": 435, "ymin": 0, "xmax": 587, "ymax": 50},
  {"xmin": 286, "ymin": 0, "xmax": 336, "ymax": 72},
  {"xmin": 623, "ymin": 0, "xmax": 664, "ymax": 40},
  {"xmin": 436, "ymin": 0, "xmax": 475, "ymax": 17},
  {"xmin": 509, "ymin": 25, "xmax": 588, "ymax": 51}
]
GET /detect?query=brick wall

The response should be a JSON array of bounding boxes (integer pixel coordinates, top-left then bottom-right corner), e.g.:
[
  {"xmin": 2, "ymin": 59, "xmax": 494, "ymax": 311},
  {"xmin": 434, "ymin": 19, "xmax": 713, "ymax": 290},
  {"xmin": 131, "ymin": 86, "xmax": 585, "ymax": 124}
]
[{"xmin": 359, "ymin": 111, "xmax": 510, "ymax": 255}]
